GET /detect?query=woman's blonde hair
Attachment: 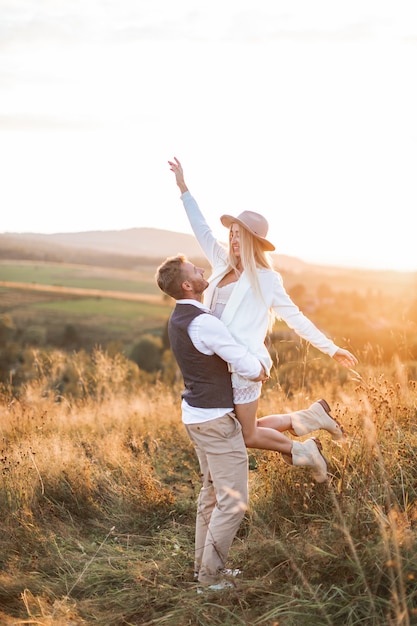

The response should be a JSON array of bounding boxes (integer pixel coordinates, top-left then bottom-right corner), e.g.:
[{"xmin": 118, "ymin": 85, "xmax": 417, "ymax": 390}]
[{"xmin": 227, "ymin": 224, "xmax": 274, "ymax": 302}]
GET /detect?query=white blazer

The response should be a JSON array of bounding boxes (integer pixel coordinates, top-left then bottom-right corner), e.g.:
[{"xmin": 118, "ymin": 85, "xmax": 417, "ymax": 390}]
[{"xmin": 182, "ymin": 191, "xmax": 338, "ymax": 374}]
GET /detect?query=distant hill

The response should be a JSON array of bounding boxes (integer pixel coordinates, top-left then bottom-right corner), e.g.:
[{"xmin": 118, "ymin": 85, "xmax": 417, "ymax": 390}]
[
  {"xmin": 1, "ymin": 228, "xmax": 415, "ymax": 302},
  {"xmin": 6, "ymin": 228, "xmax": 205, "ymax": 258},
  {"xmin": 0, "ymin": 228, "xmax": 311, "ymax": 273}
]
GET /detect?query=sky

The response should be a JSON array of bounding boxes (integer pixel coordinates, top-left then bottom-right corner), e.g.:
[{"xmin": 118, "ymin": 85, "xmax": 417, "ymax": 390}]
[{"xmin": 1, "ymin": 0, "xmax": 416, "ymax": 272}]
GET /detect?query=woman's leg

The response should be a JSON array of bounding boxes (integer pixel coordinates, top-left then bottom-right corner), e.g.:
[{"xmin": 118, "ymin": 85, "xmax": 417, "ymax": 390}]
[
  {"xmin": 234, "ymin": 401, "xmax": 328, "ymax": 483},
  {"xmin": 256, "ymin": 412, "xmax": 292, "ymax": 432},
  {"xmin": 234, "ymin": 401, "xmax": 293, "ymax": 455},
  {"xmin": 256, "ymin": 400, "xmax": 345, "ymax": 441}
]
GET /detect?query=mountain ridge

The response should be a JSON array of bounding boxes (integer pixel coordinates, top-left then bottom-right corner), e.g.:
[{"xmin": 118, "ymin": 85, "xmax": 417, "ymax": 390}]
[
  {"xmin": 1, "ymin": 227, "xmax": 413, "ymax": 277},
  {"xmin": 0, "ymin": 227, "xmax": 313, "ymax": 273}
]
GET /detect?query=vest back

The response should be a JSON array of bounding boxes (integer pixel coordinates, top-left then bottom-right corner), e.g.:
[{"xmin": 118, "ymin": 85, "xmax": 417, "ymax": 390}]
[{"xmin": 168, "ymin": 304, "xmax": 233, "ymax": 408}]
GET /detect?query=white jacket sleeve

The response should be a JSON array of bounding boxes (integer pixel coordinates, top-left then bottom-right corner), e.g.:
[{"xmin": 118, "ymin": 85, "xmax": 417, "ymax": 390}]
[
  {"xmin": 181, "ymin": 191, "xmax": 228, "ymax": 267},
  {"xmin": 271, "ymin": 273, "xmax": 338, "ymax": 356}
]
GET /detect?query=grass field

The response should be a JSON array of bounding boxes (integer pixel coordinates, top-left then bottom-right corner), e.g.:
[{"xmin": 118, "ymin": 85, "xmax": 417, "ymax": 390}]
[
  {"xmin": 0, "ymin": 257, "xmax": 417, "ymax": 623},
  {"xmin": 0, "ymin": 349, "xmax": 416, "ymax": 625}
]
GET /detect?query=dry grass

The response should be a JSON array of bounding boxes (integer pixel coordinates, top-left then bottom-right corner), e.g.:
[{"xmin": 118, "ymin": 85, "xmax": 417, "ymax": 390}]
[{"xmin": 0, "ymin": 349, "xmax": 416, "ymax": 625}]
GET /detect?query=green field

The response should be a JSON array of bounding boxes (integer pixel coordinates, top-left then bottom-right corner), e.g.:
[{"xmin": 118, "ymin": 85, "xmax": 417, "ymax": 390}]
[
  {"xmin": 0, "ymin": 261, "xmax": 173, "ymax": 351},
  {"xmin": 0, "ymin": 261, "xmax": 161, "ymax": 295},
  {"xmin": 30, "ymin": 297, "xmax": 171, "ymax": 320}
]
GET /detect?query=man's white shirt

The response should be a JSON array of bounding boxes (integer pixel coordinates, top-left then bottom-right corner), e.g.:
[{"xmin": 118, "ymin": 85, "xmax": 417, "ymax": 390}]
[{"xmin": 176, "ymin": 299, "xmax": 262, "ymax": 424}]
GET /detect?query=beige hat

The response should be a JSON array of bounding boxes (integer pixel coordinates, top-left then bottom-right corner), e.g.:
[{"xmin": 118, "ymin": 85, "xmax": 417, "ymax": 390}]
[{"xmin": 220, "ymin": 210, "xmax": 275, "ymax": 252}]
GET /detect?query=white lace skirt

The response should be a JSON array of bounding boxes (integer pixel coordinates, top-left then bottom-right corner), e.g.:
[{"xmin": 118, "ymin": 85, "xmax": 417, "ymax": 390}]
[{"xmin": 231, "ymin": 373, "xmax": 262, "ymax": 404}]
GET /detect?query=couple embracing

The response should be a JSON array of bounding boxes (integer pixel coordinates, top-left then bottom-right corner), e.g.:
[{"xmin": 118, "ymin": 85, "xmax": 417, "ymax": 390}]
[{"xmin": 155, "ymin": 158, "xmax": 358, "ymax": 589}]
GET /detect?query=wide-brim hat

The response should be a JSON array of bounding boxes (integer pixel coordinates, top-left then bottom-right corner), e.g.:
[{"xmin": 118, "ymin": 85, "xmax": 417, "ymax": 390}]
[{"xmin": 220, "ymin": 210, "xmax": 275, "ymax": 252}]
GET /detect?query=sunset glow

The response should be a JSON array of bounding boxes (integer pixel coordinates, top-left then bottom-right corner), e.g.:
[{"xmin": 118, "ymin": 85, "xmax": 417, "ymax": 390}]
[{"xmin": 1, "ymin": 1, "xmax": 416, "ymax": 271}]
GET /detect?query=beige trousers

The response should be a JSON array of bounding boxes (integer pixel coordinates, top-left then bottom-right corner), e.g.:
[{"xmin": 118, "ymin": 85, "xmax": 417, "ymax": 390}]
[{"xmin": 185, "ymin": 412, "xmax": 248, "ymax": 585}]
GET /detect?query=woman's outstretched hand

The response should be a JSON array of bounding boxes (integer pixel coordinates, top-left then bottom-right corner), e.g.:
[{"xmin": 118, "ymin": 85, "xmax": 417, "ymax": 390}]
[
  {"xmin": 168, "ymin": 157, "xmax": 188, "ymax": 194},
  {"xmin": 333, "ymin": 348, "xmax": 358, "ymax": 369}
]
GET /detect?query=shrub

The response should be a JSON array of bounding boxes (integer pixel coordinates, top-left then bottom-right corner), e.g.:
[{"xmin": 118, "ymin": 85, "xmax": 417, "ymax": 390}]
[{"xmin": 129, "ymin": 334, "xmax": 163, "ymax": 373}]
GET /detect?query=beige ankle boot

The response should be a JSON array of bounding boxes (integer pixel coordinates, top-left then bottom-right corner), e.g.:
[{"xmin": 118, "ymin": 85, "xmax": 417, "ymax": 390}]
[
  {"xmin": 290, "ymin": 399, "xmax": 345, "ymax": 441},
  {"xmin": 291, "ymin": 438, "xmax": 328, "ymax": 483}
]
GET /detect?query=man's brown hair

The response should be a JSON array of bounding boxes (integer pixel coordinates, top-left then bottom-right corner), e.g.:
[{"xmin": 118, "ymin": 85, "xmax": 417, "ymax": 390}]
[{"xmin": 155, "ymin": 254, "xmax": 187, "ymax": 299}]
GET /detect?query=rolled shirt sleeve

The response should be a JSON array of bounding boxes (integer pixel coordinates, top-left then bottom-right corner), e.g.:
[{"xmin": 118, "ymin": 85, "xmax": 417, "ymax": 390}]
[{"xmin": 188, "ymin": 313, "xmax": 262, "ymax": 380}]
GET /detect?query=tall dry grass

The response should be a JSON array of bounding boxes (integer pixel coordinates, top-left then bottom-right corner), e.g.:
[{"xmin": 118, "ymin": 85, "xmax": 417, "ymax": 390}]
[{"xmin": 0, "ymin": 347, "xmax": 416, "ymax": 625}]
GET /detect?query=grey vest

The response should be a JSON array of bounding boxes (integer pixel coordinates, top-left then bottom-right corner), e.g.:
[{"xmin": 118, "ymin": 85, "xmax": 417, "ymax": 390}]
[{"xmin": 168, "ymin": 303, "xmax": 233, "ymax": 408}]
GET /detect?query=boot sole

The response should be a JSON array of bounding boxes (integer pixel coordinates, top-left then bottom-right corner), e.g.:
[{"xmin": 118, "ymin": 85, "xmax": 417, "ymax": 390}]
[{"xmin": 310, "ymin": 438, "xmax": 328, "ymax": 483}]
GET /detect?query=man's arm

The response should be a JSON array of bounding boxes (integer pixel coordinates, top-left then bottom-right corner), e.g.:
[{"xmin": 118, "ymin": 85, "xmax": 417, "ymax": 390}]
[{"xmin": 189, "ymin": 313, "xmax": 267, "ymax": 382}]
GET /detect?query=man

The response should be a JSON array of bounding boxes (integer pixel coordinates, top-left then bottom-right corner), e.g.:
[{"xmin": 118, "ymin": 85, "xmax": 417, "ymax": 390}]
[{"xmin": 155, "ymin": 253, "xmax": 267, "ymax": 590}]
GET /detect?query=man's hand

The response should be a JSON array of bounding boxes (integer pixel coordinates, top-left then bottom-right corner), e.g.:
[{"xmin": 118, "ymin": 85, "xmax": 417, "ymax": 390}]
[
  {"xmin": 252, "ymin": 365, "xmax": 269, "ymax": 383},
  {"xmin": 168, "ymin": 157, "xmax": 188, "ymax": 194}
]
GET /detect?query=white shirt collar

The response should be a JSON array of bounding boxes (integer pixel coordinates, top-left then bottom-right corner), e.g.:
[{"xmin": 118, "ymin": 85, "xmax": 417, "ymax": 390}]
[{"xmin": 177, "ymin": 299, "xmax": 210, "ymax": 313}]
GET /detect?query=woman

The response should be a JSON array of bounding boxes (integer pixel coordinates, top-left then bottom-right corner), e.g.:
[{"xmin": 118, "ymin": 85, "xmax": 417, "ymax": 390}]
[{"xmin": 168, "ymin": 157, "xmax": 358, "ymax": 482}]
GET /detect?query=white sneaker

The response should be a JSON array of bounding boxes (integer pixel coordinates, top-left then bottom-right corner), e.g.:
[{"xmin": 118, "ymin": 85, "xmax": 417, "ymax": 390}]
[
  {"xmin": 221, "ymin": 568, "xmax": 242, "ymax": 577},
  {"xmin": 196, "ymin": 580, "xmax": 235, "ymax": 593},
  {"xmin": 194, "ymin": 568, "xmax": 242, "ymax": 580}
]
